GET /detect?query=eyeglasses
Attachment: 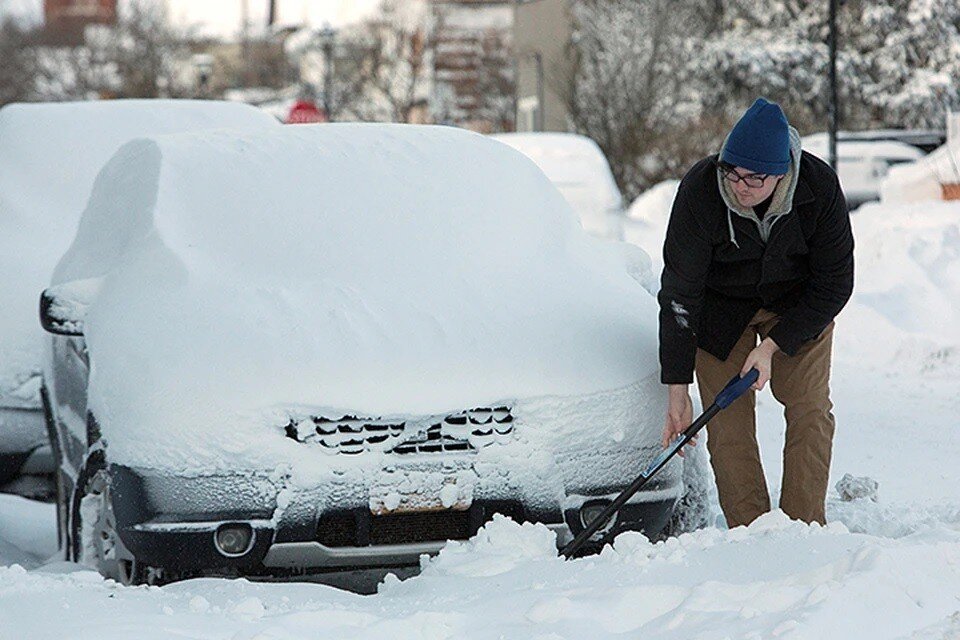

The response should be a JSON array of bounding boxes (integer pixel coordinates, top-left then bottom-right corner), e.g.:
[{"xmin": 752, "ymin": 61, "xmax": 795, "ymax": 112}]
[{"xmin": 719, "ymin": 164, "xmax": 771, "ymax": 189}]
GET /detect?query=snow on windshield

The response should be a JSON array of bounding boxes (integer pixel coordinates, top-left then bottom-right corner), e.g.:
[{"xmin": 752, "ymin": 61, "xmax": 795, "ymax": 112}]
[
  {"xmin": 52, "ymin": 123, "xmax": 659, "ymax": 472},
  {"xmin": 0, "ymin": 100, "xmax": 279, "ymax": 405}
]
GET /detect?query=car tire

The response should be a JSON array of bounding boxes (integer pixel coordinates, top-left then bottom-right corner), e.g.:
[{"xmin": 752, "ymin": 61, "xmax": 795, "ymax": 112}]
[
  {"xmin": 665, "ymin": 442, "xmax": 712, "ymax": 537},
  {"xmin": 0, "ymin": 451, "xmax": 30, "ymax": 487},
  {"xmin": 69, "ymin": 454, "xmax": 164, "ymax": 586}
]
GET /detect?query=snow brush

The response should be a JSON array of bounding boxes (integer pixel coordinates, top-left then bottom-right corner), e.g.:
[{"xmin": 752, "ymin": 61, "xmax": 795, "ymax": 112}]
[{"xmin": 560, "ymin": 367, "xmax": 760, "ymax": 559}]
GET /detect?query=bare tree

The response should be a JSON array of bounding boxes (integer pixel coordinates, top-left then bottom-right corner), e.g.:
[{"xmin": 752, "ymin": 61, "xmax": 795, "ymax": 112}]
[
  {"xmin": 37, "ymin": 1, "xmax": 194, "ymax": 100},
  {"xmin": 353, "ymin": 0, "xmax": 435, "ymax": 123},
  {"xmin": 568, "ymin": 0, "xmax": 720, "ymax": 198},
  {"xmin": 0, "ymin": 17, "xmax": 41, "ymax": 107}
]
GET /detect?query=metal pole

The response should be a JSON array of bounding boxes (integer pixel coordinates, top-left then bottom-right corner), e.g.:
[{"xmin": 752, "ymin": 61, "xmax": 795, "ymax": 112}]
[
  {"xmin": 828, "ymin": 0, "xmax": 839, "ymax": 170},
  {"xmin": 323, "ymin": 40, "xmax": 333, "ymax": 119},
  {"xmin": 240, "ymin": 0, "xmax": 250, "ymax": 86},
  {"xmin": 534, "ymin": 52, "xmax": 545, "ymax": 132}
]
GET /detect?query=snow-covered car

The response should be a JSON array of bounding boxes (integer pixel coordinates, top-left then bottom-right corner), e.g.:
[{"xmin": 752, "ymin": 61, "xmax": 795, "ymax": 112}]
[
  {"xmin": 41, "ymin": 123, "xmax": 697, "ymax": 585},
  {"xmin": 0, "ymin": 100, "xmax": 280, "ymax": 487},
  {"xmin": 802, "ymin": 133, "xmax": 925, "ymax": 209},
  {"xmin": 491, "ymin": 133, "xmax": 626, "ymax": 241}
]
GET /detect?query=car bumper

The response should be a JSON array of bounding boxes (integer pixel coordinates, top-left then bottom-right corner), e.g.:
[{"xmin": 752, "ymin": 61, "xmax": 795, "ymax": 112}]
[{"xmin": 109, "ymin": 463, "xmax": 678, "ymax": 573}]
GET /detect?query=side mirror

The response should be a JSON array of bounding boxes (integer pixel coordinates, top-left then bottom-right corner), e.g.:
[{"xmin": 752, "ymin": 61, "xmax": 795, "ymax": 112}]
[{"xmin": 39, "ymin": 278, "xmax": 102, "ymax": 337}]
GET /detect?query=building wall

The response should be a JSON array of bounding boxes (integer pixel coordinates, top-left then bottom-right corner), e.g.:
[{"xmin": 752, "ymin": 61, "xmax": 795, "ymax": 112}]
[
  {"xmin": 43, "ymin": 0, "xmax": 116, "ymax": 46},
  {"xmin": 513, "ymin": 0, "xmax": 573, "ymax": 132},
  {"xmin": 431, "ymin": 0, "xmax": 515, "ymax": 133}
]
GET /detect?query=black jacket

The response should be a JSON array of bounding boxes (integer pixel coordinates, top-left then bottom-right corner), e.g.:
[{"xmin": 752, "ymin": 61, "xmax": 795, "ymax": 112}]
[{"xmin": 658, "ymin": 151, "xmax": 854, "ymax": 384}]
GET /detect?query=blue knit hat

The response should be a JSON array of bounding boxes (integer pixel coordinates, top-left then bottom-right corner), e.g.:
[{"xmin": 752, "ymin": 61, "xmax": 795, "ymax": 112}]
[{"xmin": 720, "ymin": 98, "xmax": 790, "ymax": 175}]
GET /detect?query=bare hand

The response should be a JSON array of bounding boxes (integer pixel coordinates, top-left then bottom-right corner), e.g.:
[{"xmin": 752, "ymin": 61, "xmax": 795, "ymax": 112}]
[
  {"xmin": 663, "ymin": 384, "xmax": 696, "ymax": 457},
  {"xmin": 740, "ymin": 337, "xmax": 780, "ymax": 391}
]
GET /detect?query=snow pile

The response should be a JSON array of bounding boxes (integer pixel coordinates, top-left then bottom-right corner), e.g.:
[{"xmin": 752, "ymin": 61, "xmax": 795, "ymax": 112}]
[
  {"xmin": 491, "ymin": 133, "xmax": 625, "ymax": 239},
  {"xmin": 3, "ymin": 511, "xmax": 960, "ymax": 638},
  {"xmin": 623, "ymin": 179, "xmax": 679, "ymax": 287},
  {"xmin": 51, "ymin": 123, "xmax": 660, "ymax": 471},
  {"xmin": 0, "ymin": 494, "xmax": 56, "ymax": 569},
  {"xmin": 836, "ymin": 200, "xmax": 960, "ymax": 372},
  {"xmin": 835, "ymin": 473, "xmax": 879, "ymax": 502},
  {"xmin": 880, "ymin": 158, "xmax": 943, "ymax": 204},
  {"xmin": 0, "ymin": 100, "xmax": 279, "ymax": 407},
  {"xmin": 416, "ymin": 514, "xmax": 558, "ymax": 578},
  {"xmin": 880, "ymin": 141, "xmax": 960, "ymax": 204},
  {"xmin": 801, "ymin": 135, "xmax": 925, "ymax": 205}
]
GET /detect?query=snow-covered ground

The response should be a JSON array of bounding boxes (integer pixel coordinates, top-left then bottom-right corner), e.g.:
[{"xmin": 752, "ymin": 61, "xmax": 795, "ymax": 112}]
[{"xmin": 1, "ymin": 187, "xmax": 959, "ymax": 639}]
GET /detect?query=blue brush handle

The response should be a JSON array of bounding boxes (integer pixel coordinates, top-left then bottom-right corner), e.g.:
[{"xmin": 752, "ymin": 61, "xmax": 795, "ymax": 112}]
[{"xmin": 715, "ymin": 368, "xmax": 759, "ymax": 409}]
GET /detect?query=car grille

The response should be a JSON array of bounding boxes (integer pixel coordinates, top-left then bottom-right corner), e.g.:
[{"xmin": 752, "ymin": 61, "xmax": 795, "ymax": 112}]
[
  {"xmin": 316, "ymin": 502, "xmax": 526, "ymax": 547},
  {"xmin": 283, "ymin": 407, "xmax": 514, "ymax": 455},
  {"xmin": 369, "ymin": 510, "xmax": 472, "ymax": 546}
]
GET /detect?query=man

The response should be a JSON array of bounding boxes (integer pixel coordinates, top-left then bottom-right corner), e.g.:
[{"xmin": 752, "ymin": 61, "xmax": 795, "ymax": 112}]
[{"xmin": 658, "ymin": 97, "xmax": 854, "ymax": 528}]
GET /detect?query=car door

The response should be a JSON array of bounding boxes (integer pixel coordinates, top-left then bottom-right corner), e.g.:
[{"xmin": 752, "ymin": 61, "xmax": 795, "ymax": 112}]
[{"xmin": 48, "ymin": 333, "xmax": 91, "ymax": 479}]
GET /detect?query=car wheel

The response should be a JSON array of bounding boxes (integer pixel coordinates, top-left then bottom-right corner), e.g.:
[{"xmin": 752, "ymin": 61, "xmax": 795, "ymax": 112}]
[
  {"xmin": 69, "ymin": 461, "xmax": 164, "ymax": 586},
  {"xmin": 0, "ymin": 451, "xmax": 30, "ymax": 487},
  {"xmin": 665, "ymin": 442, "xmax": 712, "ymax": 537}
]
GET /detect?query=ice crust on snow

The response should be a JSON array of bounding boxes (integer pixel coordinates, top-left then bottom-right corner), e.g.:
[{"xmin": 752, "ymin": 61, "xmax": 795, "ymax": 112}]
[
  {"xmin": 51, "ymin": 123, "xmax": 662, "ymax": 476},
  {"xmin": 0, "ymin": 99, "xmax": 279, "ymax": 407}
]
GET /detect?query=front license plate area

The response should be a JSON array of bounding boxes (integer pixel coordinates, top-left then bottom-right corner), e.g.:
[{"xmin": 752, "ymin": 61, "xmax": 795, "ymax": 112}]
[{"xmin": 369, "ymin": 468, "xmax": 477, "ymax": 515}]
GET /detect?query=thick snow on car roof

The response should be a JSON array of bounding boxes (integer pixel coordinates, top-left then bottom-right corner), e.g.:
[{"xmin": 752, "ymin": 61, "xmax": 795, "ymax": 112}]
[
  {"xmin": 0, "ymin": 99, "xmax": 279, "ymax": 406},
  {"xmin": 54, "ymin": 123, "xmax": 659, "ymax": 469}
]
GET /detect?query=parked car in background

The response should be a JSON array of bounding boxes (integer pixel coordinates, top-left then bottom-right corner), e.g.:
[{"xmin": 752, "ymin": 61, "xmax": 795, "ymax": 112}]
[
  {"xmin": 491, "ymin": 133, "xmax": 626, "ymax": 240},
  {"xmin": 830, "ymin": 128, "xmax": 946, "ymax": 154},
  {"xmin": 802, "ymin": 132, "xmax": 926, "ymax": 209},
  {"xmin": 41, "ymin": 123, "xmax": 703, "ymax": 585},
  {"xmin": 0, "ymin": 100, "xmax": 280, "ymax": 488}
]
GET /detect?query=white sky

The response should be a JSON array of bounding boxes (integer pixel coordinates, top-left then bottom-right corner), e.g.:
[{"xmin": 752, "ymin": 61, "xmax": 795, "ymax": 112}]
[
  {"xmin": 167, "ymin": 0, "xmax": 382, "ymax": 37},
  {"xmin": 0, "ymin": 0, "xmax": 382, "ymax": 36}
]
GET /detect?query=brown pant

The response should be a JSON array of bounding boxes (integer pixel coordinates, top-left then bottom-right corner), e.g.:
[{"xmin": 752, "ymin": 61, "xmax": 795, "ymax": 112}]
[{"xmin": 695, "ymin": 309, "xmax": 836, "ymax": 528}]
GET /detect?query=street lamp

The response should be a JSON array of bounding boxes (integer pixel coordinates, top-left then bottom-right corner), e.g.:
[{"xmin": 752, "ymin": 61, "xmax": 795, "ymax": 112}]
[{"xmin": 316, "ymin": 23, "xmax": 338, "ymax": 119}]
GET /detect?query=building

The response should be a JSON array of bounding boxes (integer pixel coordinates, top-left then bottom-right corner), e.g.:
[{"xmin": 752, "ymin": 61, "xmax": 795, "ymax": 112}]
[
  {"xmin": 431, "ymin": 0, "xmax": 515, "ymax": 133},
  {"xmin": 42, "ymin": 0, "xmax": 117, "ymax": 46},
  {"xmin": 512, "ymin": 0, "xmax": 574, "ymax": 132}
]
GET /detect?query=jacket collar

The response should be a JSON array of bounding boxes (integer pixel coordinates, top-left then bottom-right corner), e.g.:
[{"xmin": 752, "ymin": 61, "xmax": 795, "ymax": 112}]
[{"xmin": 791, "ymin": 166, "xmax": 816, "ymax": 207}]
